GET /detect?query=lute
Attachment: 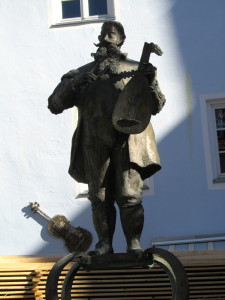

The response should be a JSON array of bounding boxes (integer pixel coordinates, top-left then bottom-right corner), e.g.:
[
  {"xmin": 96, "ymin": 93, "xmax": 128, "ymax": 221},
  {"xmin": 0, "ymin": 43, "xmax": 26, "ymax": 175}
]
[
  {"xmin": 112, "ymin": 42, "xmax": 163, "ymax": 134},
  {"xmin": 29, "ymin": 202, "xmax": 92, "ymax": 253}
]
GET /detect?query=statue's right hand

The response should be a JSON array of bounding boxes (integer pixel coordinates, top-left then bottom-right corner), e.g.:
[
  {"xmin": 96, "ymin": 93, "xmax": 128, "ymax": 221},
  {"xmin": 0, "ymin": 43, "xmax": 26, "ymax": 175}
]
[{"xmin": 73, "ymin": 72, "xmax": 97, "ymax": 89}]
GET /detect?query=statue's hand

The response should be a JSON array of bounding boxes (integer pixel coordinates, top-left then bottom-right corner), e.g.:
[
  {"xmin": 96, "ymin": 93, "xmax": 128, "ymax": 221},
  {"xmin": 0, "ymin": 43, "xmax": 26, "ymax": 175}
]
[
  {"xmin": 60, "ymin": 71, "xmax": 97, "ymax": 91},
  {"xmin": 143, "ymin": 63, "xmax": 156, "ymax": 74},
  {"xmin": 72, "ymin": 72, "xmax": 97, "ymax": 89},
  {"xmin": 143, "ymin": 63, "xmax": 156, "ymax": 83}
]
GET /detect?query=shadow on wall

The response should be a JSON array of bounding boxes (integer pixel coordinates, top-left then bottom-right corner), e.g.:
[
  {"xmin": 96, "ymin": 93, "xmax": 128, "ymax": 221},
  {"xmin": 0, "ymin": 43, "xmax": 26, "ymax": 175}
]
[
  {"xmin": 20, "ymin": 0, "xmax": 225, "ymax": 256},
  {"xmin": 170, "ymin": 0, "xmax": 225, "ymax": 93},
  {"xmin": 21, "ymin": 108, "xmax": 225, "ymax": 256},
  {"xmin": 21, "ymin": 203, "xmax": 95, "ymax": 255},
  {"xmin": 143, "ymin": 0, "xmax": 225, "ymax": 245}
]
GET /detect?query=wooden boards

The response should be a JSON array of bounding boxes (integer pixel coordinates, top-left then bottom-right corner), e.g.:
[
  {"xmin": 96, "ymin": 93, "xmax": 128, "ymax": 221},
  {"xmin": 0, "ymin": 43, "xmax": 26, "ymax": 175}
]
[{"xmin": 0, "ymin": 251, "xmax": 225, "ymax": 299}]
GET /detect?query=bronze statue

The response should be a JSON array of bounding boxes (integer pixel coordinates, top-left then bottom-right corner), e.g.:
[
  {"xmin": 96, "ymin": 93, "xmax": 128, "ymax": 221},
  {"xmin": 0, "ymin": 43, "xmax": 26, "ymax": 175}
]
[{"xmin": 48, "ymin": 21, "xmax": 166, "ymax": 255}]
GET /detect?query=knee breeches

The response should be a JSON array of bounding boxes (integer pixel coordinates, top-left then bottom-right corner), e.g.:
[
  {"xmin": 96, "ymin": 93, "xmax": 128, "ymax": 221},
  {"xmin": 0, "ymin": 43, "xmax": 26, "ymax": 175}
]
[{"xmin": 83, "ymin": 137, "xmax": 143, "ymax": 209}]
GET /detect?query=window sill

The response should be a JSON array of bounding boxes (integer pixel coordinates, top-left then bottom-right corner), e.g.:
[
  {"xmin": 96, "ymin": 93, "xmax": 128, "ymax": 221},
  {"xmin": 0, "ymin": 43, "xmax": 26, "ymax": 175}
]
[
  {"xmin": 50, "ymin": 16, "xmax": 115, "ymax": 28},
  {"xmin": 213, "ymin": 177, "xmax": 225, "ymax": 184}
]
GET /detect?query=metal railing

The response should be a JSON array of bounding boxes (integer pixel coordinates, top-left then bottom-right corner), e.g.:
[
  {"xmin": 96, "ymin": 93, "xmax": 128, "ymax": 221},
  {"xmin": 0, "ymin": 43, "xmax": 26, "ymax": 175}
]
[{"xmin": 152, "ymin": 233, "xmax": 225, "ymax": 251}]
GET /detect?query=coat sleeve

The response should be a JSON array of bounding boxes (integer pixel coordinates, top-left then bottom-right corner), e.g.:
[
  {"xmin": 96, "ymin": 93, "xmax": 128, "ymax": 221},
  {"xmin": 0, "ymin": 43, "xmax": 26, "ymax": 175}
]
[
  {"xmin": 149, "ymin": 68, "xmax": 166, "ymax": 115},
  {"xmin": 142, "ymin": 63, "xmax": 166, "ymax": 115},
  {"xmin": 48, "ymin": 69, "xmax": 81, "ymax": 115}
]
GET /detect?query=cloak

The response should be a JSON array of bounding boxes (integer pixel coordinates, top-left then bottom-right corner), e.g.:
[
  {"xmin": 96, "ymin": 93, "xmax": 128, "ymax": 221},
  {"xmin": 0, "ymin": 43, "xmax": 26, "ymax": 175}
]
[{"xmin": 48, "ymin": 58, "xmax": 165, "ymax": 183}]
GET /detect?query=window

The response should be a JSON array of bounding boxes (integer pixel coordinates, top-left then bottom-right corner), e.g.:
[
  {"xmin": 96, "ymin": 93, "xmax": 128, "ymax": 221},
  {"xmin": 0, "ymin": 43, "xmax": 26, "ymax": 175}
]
[
  {"xmin": 62, "ymin": 0, "xmax": 81, "ymax": 19},
  {"xmin": 215, "ymin": 108, "xmax": 225, "ymax": 175},
  {"xmin": 201, "ymin": 94, "xmax": 225, "ymax": 189},
  {"xmin": 50, "ymin": 0, "xmax": 116, "ymax": 27}
]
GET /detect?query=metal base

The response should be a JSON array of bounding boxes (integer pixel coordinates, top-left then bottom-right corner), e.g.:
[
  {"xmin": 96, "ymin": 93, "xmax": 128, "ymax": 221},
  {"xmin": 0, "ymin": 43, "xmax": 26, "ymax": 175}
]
[{"xmin": 46, "ymin": 248, "xmax": 189, "ymax": 300}]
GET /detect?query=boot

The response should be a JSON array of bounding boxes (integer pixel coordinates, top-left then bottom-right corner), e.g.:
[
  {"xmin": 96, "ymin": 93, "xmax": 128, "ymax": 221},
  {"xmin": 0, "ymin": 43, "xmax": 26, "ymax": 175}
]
[
  {"xmin": 120, "ymin": 204, "xmax": 144, "ymax": 253},
  {"xmin": 91, "ymin": 205, "xmax": 116, "ymax": 255}
]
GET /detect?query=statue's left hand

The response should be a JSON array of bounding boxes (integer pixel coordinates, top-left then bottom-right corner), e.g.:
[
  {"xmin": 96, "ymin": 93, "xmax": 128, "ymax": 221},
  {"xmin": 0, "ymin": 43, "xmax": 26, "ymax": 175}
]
[{"xmin": 143, "ymin": 63, "xmax": 156, "ymax": 83}]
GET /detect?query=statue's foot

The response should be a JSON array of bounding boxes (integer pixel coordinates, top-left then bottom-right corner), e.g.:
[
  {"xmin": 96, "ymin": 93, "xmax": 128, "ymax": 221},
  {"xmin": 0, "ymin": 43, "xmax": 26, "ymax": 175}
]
[
  {"xmin": 88, "ymin": 242, "xmax": 114, "ymax": 256},
  {"xmin": 126, "ymin": 239, "xmax": 143, "ymax": 254},
  {"xmin": 127, "ymin": 248, "xmax": 143, "ymax": 255}
]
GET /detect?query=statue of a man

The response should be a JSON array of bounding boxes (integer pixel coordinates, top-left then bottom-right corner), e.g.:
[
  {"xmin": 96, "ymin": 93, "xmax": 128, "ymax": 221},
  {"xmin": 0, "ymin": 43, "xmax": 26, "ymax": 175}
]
[{"xmin": 48, "ymin": 21, "xmax": 165, "ymax": 255}]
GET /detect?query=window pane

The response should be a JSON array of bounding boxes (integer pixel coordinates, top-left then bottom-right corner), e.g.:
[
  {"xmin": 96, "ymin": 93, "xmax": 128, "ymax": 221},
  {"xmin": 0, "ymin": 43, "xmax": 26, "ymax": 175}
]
[
  {"xmin": 217, "ymin": 130, "xmax": 225, "ymax": 151},
  {"xmin": 62, "ymin": 0, "xmax": 81, "ymax": 19},
  {"xmin": 215, "ymin": 108, "xmax": 225, "ymax": 129},
  {"xmin": 88, "ymin": 0, "xmax": 108, "ymax": 16},
  {"xmin": 219, "ymin": 152, "xmax": 225, "ymax": 173}
]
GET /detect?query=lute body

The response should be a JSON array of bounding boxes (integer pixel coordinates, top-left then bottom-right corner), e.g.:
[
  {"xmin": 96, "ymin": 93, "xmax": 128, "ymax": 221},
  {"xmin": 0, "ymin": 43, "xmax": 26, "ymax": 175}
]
[{"xmin": 112, "ymin": 42, "xmax": 163, "ymax": 134}]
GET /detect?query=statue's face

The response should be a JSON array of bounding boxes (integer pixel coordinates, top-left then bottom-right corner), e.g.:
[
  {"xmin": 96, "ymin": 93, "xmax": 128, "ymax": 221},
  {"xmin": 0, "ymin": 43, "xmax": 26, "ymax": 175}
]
[{"xmin": 100, "ymin": 25, "xmax": 123, "ymax": 46}]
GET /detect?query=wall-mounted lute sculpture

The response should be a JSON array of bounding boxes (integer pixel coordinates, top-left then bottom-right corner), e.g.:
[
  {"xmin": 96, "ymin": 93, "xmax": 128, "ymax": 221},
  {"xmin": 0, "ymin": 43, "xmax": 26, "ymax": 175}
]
[{"xmin": 29, "ymin": 202, "xmax": 92, "ymax": 253}]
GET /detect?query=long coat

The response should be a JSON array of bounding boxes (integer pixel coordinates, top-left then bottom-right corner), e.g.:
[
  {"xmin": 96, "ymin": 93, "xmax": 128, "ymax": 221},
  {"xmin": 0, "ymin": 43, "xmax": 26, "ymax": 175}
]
[{"xmin": 48, "ymin": 57, "xmax": 166, "ymax": 183}]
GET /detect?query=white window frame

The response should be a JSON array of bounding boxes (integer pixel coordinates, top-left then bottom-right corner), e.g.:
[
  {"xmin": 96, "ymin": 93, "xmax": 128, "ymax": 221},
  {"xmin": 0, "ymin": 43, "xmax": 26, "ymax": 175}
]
[
  {"xmin": 200, "ymin": 93, "xmax": 225, "ymax": 189},
  {"xmin": 49, "ymin": 0, "xmax": 117, "ymax": 27}
]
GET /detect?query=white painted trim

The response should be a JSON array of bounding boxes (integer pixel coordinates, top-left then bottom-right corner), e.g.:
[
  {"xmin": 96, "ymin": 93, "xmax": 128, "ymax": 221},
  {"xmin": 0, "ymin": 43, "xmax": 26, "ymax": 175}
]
[
  {"xmin": 49, "ymin": 0, "xmax": 62, "ymax": 26},
  {"xmin": 81, "ymin": 0, "xmax": 88, "ymax": 19},
  {"xmin": 49, "ymin": 0, "xmax": 117, "ymax": 27},
  {"xmin": 200, "ymin": 92, "xmax": 225, "ymax": 190},
  {"xmin": 107, "ymin": 0, "xmax": 115, "ymax": 16}
]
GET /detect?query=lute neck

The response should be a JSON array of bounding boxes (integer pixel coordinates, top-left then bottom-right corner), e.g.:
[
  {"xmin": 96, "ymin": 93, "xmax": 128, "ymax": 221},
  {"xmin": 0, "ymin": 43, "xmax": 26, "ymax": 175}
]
[{"xmin": 138, "ymin": 42, "xmax": 152, "ymax": 70}]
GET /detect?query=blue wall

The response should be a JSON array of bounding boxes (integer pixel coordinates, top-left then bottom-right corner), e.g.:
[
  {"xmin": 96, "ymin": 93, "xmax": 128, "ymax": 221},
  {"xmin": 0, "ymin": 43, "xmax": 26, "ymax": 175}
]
[{"xmin": 1, "ymin": 0, "xmax": 225, "ymax": 255}]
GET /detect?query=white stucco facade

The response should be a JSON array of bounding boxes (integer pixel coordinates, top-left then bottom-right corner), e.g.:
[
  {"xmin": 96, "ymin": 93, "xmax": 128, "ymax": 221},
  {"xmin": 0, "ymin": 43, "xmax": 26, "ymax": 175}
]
[{"xmin": 1, "ymin": 0, "xmax": 225, "ymax": 255}]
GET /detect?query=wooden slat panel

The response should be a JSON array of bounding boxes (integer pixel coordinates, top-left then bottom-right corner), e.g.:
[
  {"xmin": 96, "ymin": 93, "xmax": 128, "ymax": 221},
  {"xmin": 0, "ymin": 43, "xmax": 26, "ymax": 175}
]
[
  {"xmin": 0, "ymin": 251, "xmax": 224, "ymax": 299},
  {"xmin": 0, "ymin": 296, "xmax": 34, "ymax": 299}
]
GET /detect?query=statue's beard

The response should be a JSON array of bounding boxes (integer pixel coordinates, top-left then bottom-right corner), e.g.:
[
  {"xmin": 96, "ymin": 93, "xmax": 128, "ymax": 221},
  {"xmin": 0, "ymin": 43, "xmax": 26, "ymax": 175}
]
[
  {"xmin": 92, "ymin": 43, "xmax": 122, "ymax": 60},
  {"xmin": 91, "ymin": 43, "xmax": 124, "ymax": 74}
]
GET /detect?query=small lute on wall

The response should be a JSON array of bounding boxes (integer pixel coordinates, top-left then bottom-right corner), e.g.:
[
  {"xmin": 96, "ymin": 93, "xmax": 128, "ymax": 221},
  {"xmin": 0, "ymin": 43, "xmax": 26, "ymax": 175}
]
[{"xmin": 29, "ymin": 202, "xmax": 92, "ymax": 253}]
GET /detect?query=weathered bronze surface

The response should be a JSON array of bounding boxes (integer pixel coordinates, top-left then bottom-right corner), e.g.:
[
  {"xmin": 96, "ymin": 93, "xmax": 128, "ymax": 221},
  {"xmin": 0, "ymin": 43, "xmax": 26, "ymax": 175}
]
[
  {"xmin": 112, "ymin": 41, "xmax": 163, "ymax": 134},
  {"xmin": 48, "ymin": 21, "xmax": 166, "ymax": 254}
]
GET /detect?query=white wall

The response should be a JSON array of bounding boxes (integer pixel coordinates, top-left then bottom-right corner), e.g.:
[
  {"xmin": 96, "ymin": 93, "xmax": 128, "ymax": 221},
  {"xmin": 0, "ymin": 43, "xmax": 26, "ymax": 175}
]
[{"xmin": 1, "ymin": 0, "xmax": 225, "ymax": 255}]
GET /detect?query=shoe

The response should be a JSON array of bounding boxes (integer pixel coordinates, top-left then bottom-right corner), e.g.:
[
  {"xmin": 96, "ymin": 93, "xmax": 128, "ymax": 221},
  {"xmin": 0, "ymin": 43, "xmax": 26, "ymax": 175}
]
[{"xmin": 88, "ymin": 242, "xmax": 114, "ymax": 256}]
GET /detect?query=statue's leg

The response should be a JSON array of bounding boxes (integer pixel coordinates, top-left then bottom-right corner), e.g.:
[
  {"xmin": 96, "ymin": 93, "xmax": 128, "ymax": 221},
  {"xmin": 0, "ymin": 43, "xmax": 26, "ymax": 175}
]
[
  {"xmin": 105, "ymin": 177, "xmax": 117, "ymax": 248},
  {"xmin": 120, "ymin": 202, "xmax": 144, "ymax": 253},
  {"xmin": 84, "ymin": 141, "xmax": 116, "ymax": 254},
  {"xmin": 91, "ymin": 201, "xmax": 115, "ymax": 254},
  {"xmin": 112, "ymin": 137, "xmax": 144, "ymax": 253}
]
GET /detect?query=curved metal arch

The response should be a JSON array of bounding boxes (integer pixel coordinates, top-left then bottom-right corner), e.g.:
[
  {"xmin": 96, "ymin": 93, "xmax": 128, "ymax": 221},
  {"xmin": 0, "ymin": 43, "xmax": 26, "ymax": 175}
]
[
  {"xmin": 46, "ymin": 248, "xmax": 189, "ymax": 300},
  {"xmin": 61, "ymin": 261, "xmax": 81, "ymax": 300},
  {"xmin": 46, "ymin": 252, "xmax": 82, "ymax": 300},
  {"xmin": 145, "ymin": 247, "xmax": 189, "ymax": 300}
]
